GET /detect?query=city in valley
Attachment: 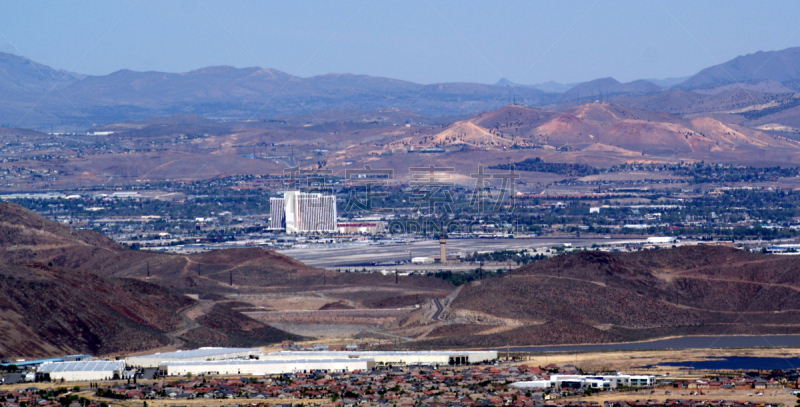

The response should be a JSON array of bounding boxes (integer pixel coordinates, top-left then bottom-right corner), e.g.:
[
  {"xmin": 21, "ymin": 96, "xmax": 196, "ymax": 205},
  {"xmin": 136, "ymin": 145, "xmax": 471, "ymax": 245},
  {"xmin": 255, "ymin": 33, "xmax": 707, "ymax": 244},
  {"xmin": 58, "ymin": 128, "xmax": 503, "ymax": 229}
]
[{"xmin": 5, "ymin": 2, "xmax": 800, "ymax": 407}]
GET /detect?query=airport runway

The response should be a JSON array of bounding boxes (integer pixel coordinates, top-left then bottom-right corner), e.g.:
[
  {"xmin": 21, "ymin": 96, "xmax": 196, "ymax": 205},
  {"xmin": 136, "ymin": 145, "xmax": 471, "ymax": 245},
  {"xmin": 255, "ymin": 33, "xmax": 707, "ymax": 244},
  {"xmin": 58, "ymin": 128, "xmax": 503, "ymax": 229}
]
[{"xmin": 278, "ymin": 237, "xmax": 643, "ymax": 268}]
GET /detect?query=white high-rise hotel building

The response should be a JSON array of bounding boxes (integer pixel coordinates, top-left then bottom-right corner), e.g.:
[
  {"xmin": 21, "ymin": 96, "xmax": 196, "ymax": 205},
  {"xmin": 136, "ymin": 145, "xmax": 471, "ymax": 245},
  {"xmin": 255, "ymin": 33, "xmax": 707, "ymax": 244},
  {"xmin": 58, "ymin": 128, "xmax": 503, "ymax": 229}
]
[{"xmin": 269, "ymin": 191, "xmax": 337, "ymax": 233}]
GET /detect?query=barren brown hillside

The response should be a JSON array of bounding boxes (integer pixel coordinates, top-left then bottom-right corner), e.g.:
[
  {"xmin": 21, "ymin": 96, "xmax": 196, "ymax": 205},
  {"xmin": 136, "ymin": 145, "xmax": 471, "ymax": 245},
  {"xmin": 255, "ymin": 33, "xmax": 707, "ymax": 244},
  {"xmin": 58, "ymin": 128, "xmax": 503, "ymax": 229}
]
[
  {"xmin": 416, "ymin": 103, "xmax": 800, "ymax": 159},
  {"xmin": 0, "ymin": 202, "xmax": 453, "ymax": 356},
  {"xmin": 407, "ymin": 246, "xmax": 800, "ymax": 348},
  {"xmin": 0, "ymin": 203, "xmax": 304, "ymax": 357}
]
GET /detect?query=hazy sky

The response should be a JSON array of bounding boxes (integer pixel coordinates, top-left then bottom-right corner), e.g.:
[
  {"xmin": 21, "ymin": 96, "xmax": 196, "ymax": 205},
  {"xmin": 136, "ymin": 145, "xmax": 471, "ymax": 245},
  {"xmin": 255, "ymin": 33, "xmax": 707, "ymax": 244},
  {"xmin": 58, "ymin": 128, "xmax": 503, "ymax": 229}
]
[{"xmin": 1, "ymin": 0, "xmax": 800, "ymax": 85}]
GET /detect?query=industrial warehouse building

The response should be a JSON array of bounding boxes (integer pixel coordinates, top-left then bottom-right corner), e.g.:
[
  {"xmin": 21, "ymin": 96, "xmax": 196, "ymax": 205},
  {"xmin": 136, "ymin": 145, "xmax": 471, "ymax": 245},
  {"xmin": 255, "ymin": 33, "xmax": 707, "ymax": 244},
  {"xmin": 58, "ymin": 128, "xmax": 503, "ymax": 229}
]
[
  {"xmin": 37, "ymin": 360, "xmax": 125, "ymax": 382},
  {"xmin": 158, "ymin": 358, "xmax": 374, "ymax": 376},
  {"xmin": 261, "ymin": 350, "xmax": 498, "ymax": 366},
  {"xmin": 269, "ymin": 191, "xmax": 337, "ymax": 233},
  {"xmin": 125, "ymin": 347, "xmax": 261, "ymax": 368}
]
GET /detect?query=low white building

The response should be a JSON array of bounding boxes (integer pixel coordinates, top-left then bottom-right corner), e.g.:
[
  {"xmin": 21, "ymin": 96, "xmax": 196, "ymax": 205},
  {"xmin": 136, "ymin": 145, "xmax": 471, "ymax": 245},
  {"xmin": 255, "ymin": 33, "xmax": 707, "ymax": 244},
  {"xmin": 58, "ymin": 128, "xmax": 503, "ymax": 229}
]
[
  {"xmin": 510, "ymin": 380, "xmax": 550, "ymax": 389},
  {"xmin": 261, "ymin": 350, "xmax": 497, "ymax": 366},
  {"xmin": 158, "ymin": 358, "xmax": 373, "ymax": 376},
  {"xmin": 37, "ymin": 360, "xmax": 124, "ymax": 382},
  {"xmin": 513, "ymin": 373, "xmax": 656, "ymax": 390},
  {"xmin": 646, "ymin": 236, "xmax": 677, "ymax": 244},
  {"xmin": 337, "ymin": 221, "xmax": 387, "ymax": 234},
  {"xmin": 125, "ymin": 347, "xmax": 262, "ymax": 368}
]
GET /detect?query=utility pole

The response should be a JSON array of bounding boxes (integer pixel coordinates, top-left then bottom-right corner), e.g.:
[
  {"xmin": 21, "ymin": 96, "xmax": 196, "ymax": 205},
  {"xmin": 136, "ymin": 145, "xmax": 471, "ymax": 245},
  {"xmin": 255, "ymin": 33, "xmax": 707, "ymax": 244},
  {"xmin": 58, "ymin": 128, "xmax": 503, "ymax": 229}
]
[
  {"xmin": 395, "ymin": 268, "xmax": 398, "ymax": 284},
  {"xmin": 229, "ymin": 270, "xmax": 233, "ymax": 286}
]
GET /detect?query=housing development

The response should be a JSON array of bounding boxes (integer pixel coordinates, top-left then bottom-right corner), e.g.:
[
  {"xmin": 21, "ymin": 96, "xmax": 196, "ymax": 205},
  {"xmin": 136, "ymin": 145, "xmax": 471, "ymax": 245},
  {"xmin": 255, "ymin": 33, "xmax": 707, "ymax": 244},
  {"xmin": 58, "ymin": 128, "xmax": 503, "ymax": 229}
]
[{"xmin": 4, "ymin": 348, "xmax": 799, "ymax": 407}]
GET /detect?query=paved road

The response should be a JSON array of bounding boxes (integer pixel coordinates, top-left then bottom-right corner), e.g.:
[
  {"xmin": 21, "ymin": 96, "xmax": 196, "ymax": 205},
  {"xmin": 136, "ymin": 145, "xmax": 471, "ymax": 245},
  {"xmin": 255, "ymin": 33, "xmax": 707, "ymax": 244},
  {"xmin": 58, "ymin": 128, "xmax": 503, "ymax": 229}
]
[{"xmin": 431, "ymin": 298, "xmax": 444, "ymax": 321}]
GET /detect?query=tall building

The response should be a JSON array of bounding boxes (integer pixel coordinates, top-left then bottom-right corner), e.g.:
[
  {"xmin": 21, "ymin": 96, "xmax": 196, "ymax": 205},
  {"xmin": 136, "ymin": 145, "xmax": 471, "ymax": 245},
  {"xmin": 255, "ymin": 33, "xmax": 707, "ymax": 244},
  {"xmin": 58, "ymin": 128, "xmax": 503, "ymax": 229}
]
[{"xmin": 269, "ymin": 191, "xmax": 337, "ymax": 233}]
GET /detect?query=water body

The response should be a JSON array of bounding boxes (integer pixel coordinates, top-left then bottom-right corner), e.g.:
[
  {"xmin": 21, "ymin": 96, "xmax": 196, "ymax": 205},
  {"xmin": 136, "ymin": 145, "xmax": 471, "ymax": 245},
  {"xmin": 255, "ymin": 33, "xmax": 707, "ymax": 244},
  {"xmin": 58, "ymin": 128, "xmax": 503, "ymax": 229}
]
[
  {"xmin": 646, "ymin": 356, "xmax": 800, "ymax": 371},
  {"xmin": 510, "ymin": 335, "xmax": 800, "ymax": 353}
]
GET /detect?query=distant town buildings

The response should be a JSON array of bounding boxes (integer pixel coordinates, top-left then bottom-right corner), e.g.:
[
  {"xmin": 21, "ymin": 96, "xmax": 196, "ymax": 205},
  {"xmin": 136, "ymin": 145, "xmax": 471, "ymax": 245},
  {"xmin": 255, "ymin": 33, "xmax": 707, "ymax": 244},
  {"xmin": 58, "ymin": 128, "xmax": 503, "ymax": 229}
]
[{"xmin": 269, "ymin": 191, "xmax": 337, "ymax": 233}]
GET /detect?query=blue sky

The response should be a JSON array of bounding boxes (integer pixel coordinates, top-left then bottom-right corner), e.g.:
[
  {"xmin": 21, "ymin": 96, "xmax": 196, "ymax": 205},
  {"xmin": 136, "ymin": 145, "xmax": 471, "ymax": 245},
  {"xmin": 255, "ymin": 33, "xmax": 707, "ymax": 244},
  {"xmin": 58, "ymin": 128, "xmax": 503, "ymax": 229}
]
[{"xmin": 1, "ymin": 0, "xmax": 799, "ymax": 85}]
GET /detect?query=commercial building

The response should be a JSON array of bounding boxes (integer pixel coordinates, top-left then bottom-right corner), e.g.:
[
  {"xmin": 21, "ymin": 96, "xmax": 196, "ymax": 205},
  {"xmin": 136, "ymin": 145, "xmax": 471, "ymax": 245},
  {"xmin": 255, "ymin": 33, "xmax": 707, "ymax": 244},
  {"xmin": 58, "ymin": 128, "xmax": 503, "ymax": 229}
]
[
  {"xmin": 260, "ymin": 351, "xmax": 497, "ymax": 366},
  {"xmin": 411, "ymin": 257, "xmax": 434, "ymax": 264},
  {"xmin": 64, "ymin": 354, "xmax": 93, "ymax": 362},
  {"xmin": 337, "ymin": 221, "xmax": 387, "ymax": 234},
  {"xmin": 646, "ymin": 236, "xmax": 677, "ymax": 244},
  {"xmin": 125, "ymin": 347, "xmax": 261, "ymax": 368},
  {"xmin": 0, "ymin": 358, "xmax": 64, "ymax": 369},
  {"xmin": 158, "ymin": 358, "xmax": 374, "ymax": 376},
  {"xmin": 269, "ymin": 191, "xmax": 337, "ymax": 233},
  {"xmin": 37, "ymin": 360, "xmax": 125, "ymax": 382},
  {"xmin": 512, "ymin": 374, "xmax": 656, "ymax": 390}
]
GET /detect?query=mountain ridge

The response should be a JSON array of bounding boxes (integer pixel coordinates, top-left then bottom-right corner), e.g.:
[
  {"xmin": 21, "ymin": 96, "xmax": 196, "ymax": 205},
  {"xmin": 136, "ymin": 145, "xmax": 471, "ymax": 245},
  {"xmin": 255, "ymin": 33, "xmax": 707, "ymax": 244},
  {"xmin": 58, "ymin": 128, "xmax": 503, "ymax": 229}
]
[{"xmin": 5, "ymin": 45, "xmax": 800, "ymax": 129}]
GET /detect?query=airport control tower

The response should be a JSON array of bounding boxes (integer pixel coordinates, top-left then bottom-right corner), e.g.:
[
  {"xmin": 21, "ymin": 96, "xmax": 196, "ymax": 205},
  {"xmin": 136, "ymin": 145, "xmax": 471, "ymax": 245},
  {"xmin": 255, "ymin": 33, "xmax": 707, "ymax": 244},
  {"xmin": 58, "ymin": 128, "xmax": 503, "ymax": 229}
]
[{"xmin": 439, "ymin": 238, "xmax": 447, "ymax": 264}]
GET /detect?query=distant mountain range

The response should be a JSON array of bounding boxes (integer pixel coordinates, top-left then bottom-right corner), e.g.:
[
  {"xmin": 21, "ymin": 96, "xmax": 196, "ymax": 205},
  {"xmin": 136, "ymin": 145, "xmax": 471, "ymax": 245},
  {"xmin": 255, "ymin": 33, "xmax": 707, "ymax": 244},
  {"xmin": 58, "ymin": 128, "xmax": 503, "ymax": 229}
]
[
  {"xmin": 3, "ymin": 46, "xmax": 800, "ymax": 130},
  {"xmin": 676, "ymin": 47, "xmax": 800, "ymax": 90}
]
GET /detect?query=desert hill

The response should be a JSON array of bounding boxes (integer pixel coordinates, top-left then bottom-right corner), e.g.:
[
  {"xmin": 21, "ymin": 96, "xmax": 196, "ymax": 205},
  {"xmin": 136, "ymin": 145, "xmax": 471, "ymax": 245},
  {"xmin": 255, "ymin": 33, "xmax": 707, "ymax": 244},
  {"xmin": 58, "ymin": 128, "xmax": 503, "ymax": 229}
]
[
  {"xmin": 406, "ymin": 246, "xmax": 800, "ymax": 348},
  {"xmin": 9, "ymin": 98, "xmax": 800, "ymax": 191},
  {"xmin": 0, "ymin": 202, "xmax": 456, "ymax": 356},
  {"xmin": 0, "ymin": 203, "xmax": 449, "ymax": 294},
  {"xmin": 0, "ymin": 202, "xmax": 316, "ymax": 357},
  {"xmin": 168, "ymin": 242, "xmax": 800, "ymax": 350},
  {"xmin": 407, "ymin": 103, "xmax": 800, "ymax": 160}
]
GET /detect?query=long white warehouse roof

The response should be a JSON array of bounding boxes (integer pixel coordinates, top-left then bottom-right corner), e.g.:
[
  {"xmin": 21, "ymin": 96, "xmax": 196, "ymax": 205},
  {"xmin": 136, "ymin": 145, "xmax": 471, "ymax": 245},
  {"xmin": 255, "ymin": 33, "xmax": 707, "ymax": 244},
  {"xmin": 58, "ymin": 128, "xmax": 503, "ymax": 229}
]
[
  {"xmin": 266, "ymin": 350, "xmax": 496, "ymax": 357},
  {"xmin": 125, "ymin": 347, "xmax": 262, "ymax": 367},
  {"xmin": 159, "ymin": 358, "xmax": 374, "ymax": 375},
  {"xmin": 162, "ymin": 358, "xmax": 370, "ymax": 366},
  {"xmin": 38, "ymin": 360, "xmax": 124, "ymax": 373},
  {"xmin": 130, "ymin": 347, "xmax": 260, "ymax": 360},
  {"xmin": 262, "ymin": 350, "xmax": 497, "ymax": 364}
]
